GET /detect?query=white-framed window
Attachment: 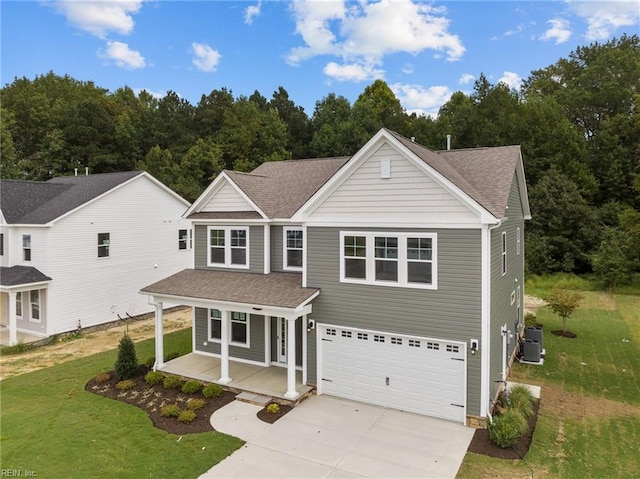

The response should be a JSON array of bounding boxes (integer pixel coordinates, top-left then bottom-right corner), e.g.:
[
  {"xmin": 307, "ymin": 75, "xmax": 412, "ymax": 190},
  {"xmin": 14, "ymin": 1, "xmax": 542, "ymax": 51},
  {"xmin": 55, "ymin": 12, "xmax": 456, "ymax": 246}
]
[
  {"xmin": 30, "ymin": 290, "xmax": 40, "ymax": 322},
  {"xmin": 501, "ymin": 232, "xmax": 507, "ymax": 275},
  {"xmin": 178, "ymin": 229, "xmax": 191, "ymax": 250},
  {"xmin": 207, "ymin": 227, "xmax": 249, "ymax": 269},
  {"xmin": 23, "ymin": 234, "xmax": 31, "ymax": 261},
  {"xmin": 231, "ymin": 312, "xmax": 249, "ymax": 346},
  {"xmin": 517, "ymin": 227, "xmax": 521, "ymax": 256},
  {"xmin": 283, "ymin": 228, "xmax": 303, "ymax": 271},
  {"xmin": 16, "ymin": 292, "xmax": 22, "ymax": 318},
  {"xmin": 98, "ymin": 233, "xmax": 110, "ymax": 258},
  {"xmin": 209, "ymin": 309, "xmax": 222, "ymax": 341},
  {"xmin": 340, "ymin": 232, "xmax": 437, "ymax": 289}
]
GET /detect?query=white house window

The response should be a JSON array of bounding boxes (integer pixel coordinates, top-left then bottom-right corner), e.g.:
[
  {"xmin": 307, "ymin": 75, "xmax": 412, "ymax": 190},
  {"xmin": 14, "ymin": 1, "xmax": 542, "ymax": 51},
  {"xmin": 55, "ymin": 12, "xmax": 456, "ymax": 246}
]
[
  {"xmin": 341, "ymin": 232, "xmax": 437, "ymax": 289},
  {"xmin": 16, "ymin": 292, "xmax": 22, "ymax": 318},
  {"xmin": 284, "ymin": 228, "xmax": 303, "ymax": 270},
  {"xmin": 501, "ymin": 232, "xmax": 507, "ymax": 275},
  {"xmin": 208, "ymin": 227, "xmax": 249, "ymax": 268},
  {"xmin": 23, "ymin": 234, "xmax": 31, "ymax": 261},
  {"xmin": 209, "ymin": 309, "xmax": 222, "ymax": 341},
  {"xmin": 30, "ymin": 290, "xmax": 40, "ymax": 322},
  {"xmin": 517, "ymin": 227, "xmax": 521, "ymax": 256},
  {"xmin": 98, "ymin": 233, "xmax": 110, "ymax": 258},
  {"xmin": 178, "ymin": 229, "xmax": 190, "ymax": 250},
  {"xmin": 231, "ymin": 312, "xmax": 248, "ymax": 346}
]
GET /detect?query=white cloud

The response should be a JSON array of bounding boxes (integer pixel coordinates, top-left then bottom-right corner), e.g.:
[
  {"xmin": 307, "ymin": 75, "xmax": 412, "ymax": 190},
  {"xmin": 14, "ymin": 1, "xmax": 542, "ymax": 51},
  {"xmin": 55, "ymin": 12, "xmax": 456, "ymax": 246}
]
[
  {"xmin": 287, "ymin": 0, "xmax": 465, "ymax": 82},
  {"xmin": 100, "ymin": 41, "xmax": 146, "ymax": 69},
  {"xmin": 133, "ymin": 88, "xmax": 169, "ymax": 100},
  {"xmin": 498, "ymin": 71, "xmax": 522, "ymax": 90},
  {"xmin": 540, "ymin": 18, "xmax": 572, "ymax": 44},
  {"xmin": 504, "ymin": 24, "xmax": 525, "ymax": 37},
  {"xmin": 402, "ymin": 63, "xmax": 415, "ymax": 74},
  {"xmin": 49, "ymin": 0, "xmax": 144, "ymax": 38},
  {"xmin": 324, "ymin": 62, "xmax": 384, "ymax": 81},
  {"xmin": 459, "ymin": 73, "xmax": 475, "ymax": 85},
  {"xmin": 245, "ymin": 1, "xmax": 261, "ymax": 25},
  {"xmin": 191, "ymin": 42, "xmax": 222, "ymax": 72},
  {"xmin": 567, "ymin": 0, "xmax": 640, "ymax": 41},
  {"xmin": 391, "ymin": 83, "xmax": 453, "ymax": 118}
]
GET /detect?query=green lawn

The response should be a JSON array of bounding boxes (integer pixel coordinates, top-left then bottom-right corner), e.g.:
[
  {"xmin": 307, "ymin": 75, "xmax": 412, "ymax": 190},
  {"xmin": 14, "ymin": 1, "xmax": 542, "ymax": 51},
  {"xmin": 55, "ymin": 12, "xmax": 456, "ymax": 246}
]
[{"xmin": 0, "ymin": 328, "xmax": 244, "ymax": 479}]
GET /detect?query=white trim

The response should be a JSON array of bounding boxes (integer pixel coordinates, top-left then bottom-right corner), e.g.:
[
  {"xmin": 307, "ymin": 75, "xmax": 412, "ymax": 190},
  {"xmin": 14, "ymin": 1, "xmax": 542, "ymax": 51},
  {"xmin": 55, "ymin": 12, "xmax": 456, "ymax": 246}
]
[
  {"xmin": 0, "ymin": 280, "xmax": 51, "ymax": 294},
  {"xmin": 264, "ymin": 316, "xmax": 271, "ymax": 366},
  {"xmin": 516, "ymin": 227, "xmax": 521, "ymax": 256},
  {"xmin": 263, "ymin": 224, "xmax": 270, "ymax": 274},
  {"xmin": 192, "ymin": 349, "xmax": 268, "ymax": 368},
  {"xmin": 283, "ymin": 227, "xmax": 303, "ymax": 272},
  {"xmin": 501, "ymin": 231, "xmax": 507, "ymax": 276},
  {"xmin": 206, "ymin": 226, "xmax": 250, "ymax": 269},
  {"xmin": 302, "ymin": 220, "xmax": 487, "ymax": 229},
  {"xmin": 302, "ymin": 314, "xmax": 308, "ymax": 384},
  {"xmin": 480, "ymin": 224, "xmax": 491, "ymax": 418},
  {"xmin": 302, "ymin": 224, "xmax": 308, "ymax": 288},
  {"xmin": 501, "ymin": 324, "xmax": 508, "ymax": 381}
]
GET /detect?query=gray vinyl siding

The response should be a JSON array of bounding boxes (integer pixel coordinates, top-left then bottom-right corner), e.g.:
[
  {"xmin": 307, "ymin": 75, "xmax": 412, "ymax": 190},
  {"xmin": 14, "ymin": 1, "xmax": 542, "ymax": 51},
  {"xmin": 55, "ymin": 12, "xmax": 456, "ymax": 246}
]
[
  {"xmin": 194, "ymin": 225, "xmax": 264, "ymax": 273},
  {"xmin": 193, "ymin": 307, "xmax": 265, "ymax": 363},
  {"xmin": 271, "ymin": 226, "xmax": 284, "ymax": 272},
  {"xmin": 306, "ymin": 227, "xmax": 483, "ymax": 416},
  {"xmin": 489, "ymin": 175, "xmax": 526, "ymax": 405}
]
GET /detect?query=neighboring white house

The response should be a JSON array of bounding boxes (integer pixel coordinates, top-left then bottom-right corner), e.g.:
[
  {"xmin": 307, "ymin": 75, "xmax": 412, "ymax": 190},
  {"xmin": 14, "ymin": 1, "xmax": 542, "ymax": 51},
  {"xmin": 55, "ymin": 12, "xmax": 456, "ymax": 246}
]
[{"xmin": 0, "ymin": 171, "xmax": 191, "ymax": 345}]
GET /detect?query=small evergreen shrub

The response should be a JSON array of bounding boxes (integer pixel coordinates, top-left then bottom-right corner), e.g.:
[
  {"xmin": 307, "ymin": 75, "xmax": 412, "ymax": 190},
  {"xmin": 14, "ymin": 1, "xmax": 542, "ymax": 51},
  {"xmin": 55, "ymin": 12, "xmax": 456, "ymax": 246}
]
[
  {"xmin": 116, "ymin": 379, "xmax": 136, "ymax": 391},
  {"xmin": 509, "ymin": 384, "xmax": 536, "ymax": 418},
  {"xmin": 524, "ymin": 313, "xmax": 538, "ymax": 327},
  {"xmin": 163, "ymin": 375, "xmax": 183, "ymax": 389},
  {"xmin": 489, "ymin": 410, "xmax": 528, "ymax": 448},
  {"xmin": 145, "ymin": 371, "xmax": 164, "ymax": 385},
  {"xmin": 144, "ymin": 356, "xmax": 155, "ymax": 368},
  {"xmin": 160, "ymin": 404, "xmax": 181, "ymax": 417},
  {"xmin": 186, "ymin": 398, "xmax": 205, "ymax": 411},
  {"xmin": 182, "ymin": 380, "xmax": 201, "ymax": 394},
  {"xmin": 266, "ymin": 403, "xmax": 280, "ymax": 414},
  {"xmin": 114, "ymin": 333, "xmax": 138, "ymax": 380},
  {"xmin": 164, "ymin": 351, "xmax": 181, "ymax": 361},
  {"xmin": 202, "ymin": 384, "xmax": 224, "ymax": 399},
  {"xmin": 178, "ymin": 410, "xmax": 197, "ymax": 423},
  {"xmin": 94, "ymin": 372, "xmax": 111, "ymax": 384}
]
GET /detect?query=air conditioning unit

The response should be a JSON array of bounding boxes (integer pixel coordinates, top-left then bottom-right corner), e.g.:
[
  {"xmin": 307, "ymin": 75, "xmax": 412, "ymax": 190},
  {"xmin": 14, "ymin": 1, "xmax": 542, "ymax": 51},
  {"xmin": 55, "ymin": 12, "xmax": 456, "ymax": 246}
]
[
  {"xmin": 525, "ymin": 326, "xmax": 544, "ymax": 354},
  {"xmin": 522, "ymin": 339, "xmax": 541, "ymax": 363}
]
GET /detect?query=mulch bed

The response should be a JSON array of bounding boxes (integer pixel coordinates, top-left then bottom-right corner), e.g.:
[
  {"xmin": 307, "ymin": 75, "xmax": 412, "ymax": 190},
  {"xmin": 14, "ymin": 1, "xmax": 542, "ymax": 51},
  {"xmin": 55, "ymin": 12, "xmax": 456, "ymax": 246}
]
[
  {"xmin": 551, "ymin": 330, "xmax": 577, "ymax": 338},
  {"xmin": 85, "ymin": 366, "xmax": 236, "ymax": 435},
  {"xmin": 467, "ymin": 400, "xmax": 540, "ymax": 459},
  {"xmin": 256, "ymin": 403, "xmax": 293, "ymax": 424}
]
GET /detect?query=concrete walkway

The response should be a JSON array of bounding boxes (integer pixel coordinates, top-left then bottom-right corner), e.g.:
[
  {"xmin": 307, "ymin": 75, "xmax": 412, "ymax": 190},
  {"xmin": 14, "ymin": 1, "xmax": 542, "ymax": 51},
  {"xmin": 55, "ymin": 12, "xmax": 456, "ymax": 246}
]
[{"xmin": 203, "ymin": 395, "xmax": 474, "ymax": 478}]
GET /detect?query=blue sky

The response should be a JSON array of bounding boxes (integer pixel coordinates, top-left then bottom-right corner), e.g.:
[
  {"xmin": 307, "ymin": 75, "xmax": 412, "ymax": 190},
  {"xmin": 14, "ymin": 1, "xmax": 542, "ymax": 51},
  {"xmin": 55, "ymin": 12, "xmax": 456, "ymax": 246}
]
[{"xmin": 2, "ymin": 1, "xmax": 638, "ymax": 116}]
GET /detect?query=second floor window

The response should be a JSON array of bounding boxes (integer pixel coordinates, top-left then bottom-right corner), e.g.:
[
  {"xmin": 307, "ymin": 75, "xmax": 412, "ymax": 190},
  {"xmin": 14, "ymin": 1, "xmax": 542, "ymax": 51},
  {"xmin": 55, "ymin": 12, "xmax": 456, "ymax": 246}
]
[
  {"xmin": 98, "ymin": 233, "xmax": 110, "ymax": 258},
  {"xmin": 208, "ymin": 227, "xmax": 249, "ymax": 268},
  {"xmin": 284, "ymin": 228, "xmax": 303, "ymax": 270},
  {"xmin": 23, "ymin": 234, "xmax": 31, "ymax": 261}
]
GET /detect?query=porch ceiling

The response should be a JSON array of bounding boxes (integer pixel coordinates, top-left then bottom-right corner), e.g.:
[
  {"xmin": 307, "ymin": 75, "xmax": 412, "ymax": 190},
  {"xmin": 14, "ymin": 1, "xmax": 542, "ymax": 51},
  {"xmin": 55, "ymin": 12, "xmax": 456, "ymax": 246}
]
[{"xmin": 140, "ymin": 269, "xmax": 319, "ymax": 311}]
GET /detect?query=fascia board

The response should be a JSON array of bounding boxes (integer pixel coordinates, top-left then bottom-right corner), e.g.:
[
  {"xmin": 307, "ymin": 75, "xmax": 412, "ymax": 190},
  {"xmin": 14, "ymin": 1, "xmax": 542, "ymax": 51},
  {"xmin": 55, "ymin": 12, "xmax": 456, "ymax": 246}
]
[{"xmin": 516, "ymin": 151, "xmax": 532, "ymax": 220}]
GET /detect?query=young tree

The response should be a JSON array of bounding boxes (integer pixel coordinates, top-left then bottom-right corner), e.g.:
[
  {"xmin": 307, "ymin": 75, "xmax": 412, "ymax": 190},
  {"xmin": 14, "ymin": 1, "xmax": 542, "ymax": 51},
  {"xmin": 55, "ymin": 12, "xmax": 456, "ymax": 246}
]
[
  {"xmin": 114, "ymin": 333, "xmax": 138, "ymax": 380},
  {"xmin": 546, "ymin": 289, "xmax": 583, "ymax": 335},
  {"xmin": 592, "ymin": 227, "xmax": 632, "ymax": 289}
]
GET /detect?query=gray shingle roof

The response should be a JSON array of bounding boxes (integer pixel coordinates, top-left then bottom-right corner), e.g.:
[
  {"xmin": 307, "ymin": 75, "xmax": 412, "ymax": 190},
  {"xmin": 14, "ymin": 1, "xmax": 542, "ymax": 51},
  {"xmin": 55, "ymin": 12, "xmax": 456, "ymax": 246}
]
[
  {"xmin": 0, "ymin": 265, "xmax": 52, "ymax": 287},
  {"xmin": 1, "ymin": 171, "xmax": 143, "ymax": 224},
  {"xmin": 140, "ymin": 269, "xmax": 319, "ymax": 310}
]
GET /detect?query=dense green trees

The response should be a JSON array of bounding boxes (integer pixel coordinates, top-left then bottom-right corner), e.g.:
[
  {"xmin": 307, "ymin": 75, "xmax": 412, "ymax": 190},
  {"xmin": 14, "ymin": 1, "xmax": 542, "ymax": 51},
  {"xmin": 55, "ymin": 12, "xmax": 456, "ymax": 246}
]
[{"xmin": 2, "ymin": 35, "xmax": 639, "ymax": 282}]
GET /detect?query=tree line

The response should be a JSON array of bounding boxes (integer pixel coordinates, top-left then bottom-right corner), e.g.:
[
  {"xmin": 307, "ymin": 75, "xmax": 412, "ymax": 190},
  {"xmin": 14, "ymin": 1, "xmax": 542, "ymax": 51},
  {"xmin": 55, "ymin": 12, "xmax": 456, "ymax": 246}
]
[{"xmin": 2, "ymin": 35, "xmax": 639, "ymax": 285}]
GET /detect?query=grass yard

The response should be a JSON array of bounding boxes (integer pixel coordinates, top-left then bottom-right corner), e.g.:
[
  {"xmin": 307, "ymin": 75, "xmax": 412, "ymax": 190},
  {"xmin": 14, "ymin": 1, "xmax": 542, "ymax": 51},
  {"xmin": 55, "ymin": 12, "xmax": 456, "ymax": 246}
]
[
  {"xmin": 457, "ymin": 289, "xmax": 640, "ymax": 479},
  {"xmin": 0, "ymin": 328, "xmax": 244, "ymax": 479}
]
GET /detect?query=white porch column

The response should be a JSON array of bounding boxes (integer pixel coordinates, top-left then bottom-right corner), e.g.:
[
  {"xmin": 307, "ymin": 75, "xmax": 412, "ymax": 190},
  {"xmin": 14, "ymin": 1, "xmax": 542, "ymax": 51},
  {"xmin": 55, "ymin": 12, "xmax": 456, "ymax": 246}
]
[
  {"xmin": 8, "ymin": 292, "xmax": 17, "ymax": 346},
  {"xmin": 284, "ymin": 316, "xmax": 299, "ymax": 399},
  {"xmin": 219, "ymin": 310, "xmax": 231, "ymax": 384},
  {"xmin": 153, "ymin": 301, "xmax": 164, "ymax": 370}
]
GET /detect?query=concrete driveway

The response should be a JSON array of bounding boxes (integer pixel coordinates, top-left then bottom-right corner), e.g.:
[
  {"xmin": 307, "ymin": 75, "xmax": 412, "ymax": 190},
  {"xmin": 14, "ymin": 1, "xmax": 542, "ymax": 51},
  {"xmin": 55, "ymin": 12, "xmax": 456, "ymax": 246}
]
[{"xmin": 201, "ymin": 395, "xmax": 474, "ymax": 478}]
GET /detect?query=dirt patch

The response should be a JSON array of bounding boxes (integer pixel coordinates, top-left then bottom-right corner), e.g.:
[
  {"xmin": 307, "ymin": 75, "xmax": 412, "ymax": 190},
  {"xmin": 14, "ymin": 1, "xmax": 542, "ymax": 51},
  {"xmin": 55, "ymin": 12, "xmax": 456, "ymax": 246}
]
[
  {"xmin": 0, "ymin": 308, "xmax": 191, "ymax": 381},
  {"xmin": 85, "ymin": 366, "xmax": 236, "ymax": 435},
  {"xmin": 256, "ymin": 403, "xmax": 293, "ymax": 424},
  {"xmin": 524, "ymin": 295, "xmax": 546, "ymax": 316},
  {"xmin": 541, "ymin": 383, "xmax": 640, "ymax": 420},
  {"xmin": 551, "ymin": 330, "xmax": 577, "ymax": 338}
]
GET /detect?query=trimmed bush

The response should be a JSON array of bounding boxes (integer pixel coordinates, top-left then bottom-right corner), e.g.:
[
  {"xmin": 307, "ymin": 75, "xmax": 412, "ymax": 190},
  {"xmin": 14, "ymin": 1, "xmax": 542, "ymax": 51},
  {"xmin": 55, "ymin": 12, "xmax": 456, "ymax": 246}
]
[
  {"xmin": 266, "ymin": 403, "xmax": 280, "ymax": 414},
  {"xmin": 182, "ymin": 380, "xmax": 201, "ymax": 394},
  {"xmin": 509, "ymin": 384, "xmax": 536, "ymax": 418},
  {"xmin": 160, "ymin": 404, "xmax": 181, "ymax": 417},
  {"xmin": 116, "ymin": 379, "xmax": 136, "ymax": 391},
  {"xmin": 94, "ymin": 372, "xmax": 111, "ymax": 384},
  {"xmin": 145, "ymin": 371, "xmax": 164, "ymax": 386},
  {"xmin": 163, "ymin": 375, "xmax": 183, "ymax": 389},
  {"xmin": 202, "ymin": 383, "xmax": 224, "ymax": 399},
  {"xmin": 164, "ymin": 351, "xmax": 181, "ymax": 361},
  {"xmin": 186, "ymin": 398, "xmax": 205, "ymax": 411},
  {"xmin": 489, "ymin": 410, "xmax": 528, "ymax": 448},
  {"xmin": 524, "ymin": 312, "xmax": 538, "ymax": 327},
  {"xmin": 114, "ymin": 333, "xmax": 138, "ymax": 380},
  {"xmin": 178, "ymin": 410, "xmax": 197, "ymax": 423}
]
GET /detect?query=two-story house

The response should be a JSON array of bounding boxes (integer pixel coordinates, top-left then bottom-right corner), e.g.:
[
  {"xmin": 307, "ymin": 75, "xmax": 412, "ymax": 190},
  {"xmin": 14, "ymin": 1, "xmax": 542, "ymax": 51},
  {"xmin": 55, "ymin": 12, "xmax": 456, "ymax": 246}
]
[
  {"xmin": 0, "ymin": 171, "xmax": 191, "ymax": 345},
  {"xmin": 141, "ymin": 128, "xmax": 531, "ymax": 426}
]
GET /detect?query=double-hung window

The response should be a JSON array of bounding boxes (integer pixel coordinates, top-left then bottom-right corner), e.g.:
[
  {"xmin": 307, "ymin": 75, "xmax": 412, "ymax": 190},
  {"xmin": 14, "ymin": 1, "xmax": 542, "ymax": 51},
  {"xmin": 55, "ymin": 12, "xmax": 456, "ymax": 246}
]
[
  {"xmin": 231, "ymin": 312, "xmax": 248, "ymax": 346},
  {"xmin": 341, "ymin": 232, "xmax": 437, "ymax": 289},
  {"xmin": 30, "ymin": 290, "xmax": 40, "ymax": 322},
  {"xmin": 98, "ymin": 233, "xmax": 110, "ymax": 258},
  {"xmin": 208, "ymin": 227, "xmax": 249, "ymax": 268},
  {"xmin": 16, "ymin": 292, "xmax": 22, "ymax": 318},
  {"xmin": 284, "ymin": 228, "xmax": 303, "ymax": 270},
  {"xmin": 178, "ymin": 229, "xmax": 190, "ymax": 250},
  {"xmin": 209, "ymin": 309, "xmax": 222, "ymax": 341},
  {"xmin": 23, "ymin": 234, "xmax": 31, "ymax": 261}
]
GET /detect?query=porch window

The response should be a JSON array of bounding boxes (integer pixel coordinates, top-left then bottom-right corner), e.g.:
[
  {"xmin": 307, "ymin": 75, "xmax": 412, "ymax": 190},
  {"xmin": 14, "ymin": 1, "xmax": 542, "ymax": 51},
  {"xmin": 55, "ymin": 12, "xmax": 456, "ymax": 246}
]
[
  {"xmin": 98, "ymin": 233, "xmax": 110, "ymax": 258},
  {"xmin": 209, "ymin": 309, "xmax": 222, "ymax": 341},
  {"xmin": 208, "ymin": 227, "xmax": 249, "ymax": 268},
  {"xmin": 30, "ymin": 290, "xmax": 40, "ymax": 322},
  {"xmin": 16, "ymin": 292, "xmax": 22, "ymax": 318},
  {"xmin": 23, "ymin": 234, "xmax": 31, "ymax": 261},
  {"xmin": 284, "ymin": 228, "xmax": 303, "ymax": 270},
  {"xmin": 231, "ymin": 312, "xmax": 248, "ymax": 346}
]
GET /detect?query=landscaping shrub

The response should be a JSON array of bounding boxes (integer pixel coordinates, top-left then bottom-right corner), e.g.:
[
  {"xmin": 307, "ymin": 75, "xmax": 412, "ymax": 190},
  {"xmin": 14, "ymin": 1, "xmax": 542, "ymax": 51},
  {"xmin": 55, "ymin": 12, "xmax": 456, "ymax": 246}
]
[
  {"xmin": 144, "ymin": 356, "xmax": 155, "ymax": 368},
  {"xmin": 164, "ymin": 351, "xmax": 181, "ymax": 361},
  {"xmin": 163, "ymin": 375, "xmax": 183, "ymax": 389},
  {"xmin": 144, "ymin": 371, "xmax": 164, "ymax": 385},
  {"xmin": 1, "ymin": 341, "xmax": 32, "ymax": 355},
  {"xmin": 489, "ymin": 409, "xmax": 528, "ymax": 448},
  {"xmin": 202, "ymin": 383, "xmax": 224, "ymax": 399},
  {"xmin": 524, "ymin": 312, "xmax": 538, "ymax": 327},
  {"xmin": 186, "ymin": 399, "xmax": 205, "ymax": 411},
  {"xmin": 178, "ymin": 410, "xmax": 197, "ymax": 423},
  {"xmin": 116, "ymin": 379, "xmax": 136, "ymax": 391},
  {"xmin": 509, "ymin": 384, "xmax": 536, "ymax": 418},
  {"xmin": 160, "ymin": 404, "xmax": 181, "ymax": 417},
  {"xmin": 114, "ymin": 333, "xmax": 138, "ymax": 380},
  {"xmin": 182, "ymin": 380, "xmax": 201, "ymax": 394},
  {"xmin": 94, "ymin": 372, "xmax": 111, "ymax": 383},
  {"xmin": 266, "ymin": 403, "xmax": 280, "ymax": 414}
]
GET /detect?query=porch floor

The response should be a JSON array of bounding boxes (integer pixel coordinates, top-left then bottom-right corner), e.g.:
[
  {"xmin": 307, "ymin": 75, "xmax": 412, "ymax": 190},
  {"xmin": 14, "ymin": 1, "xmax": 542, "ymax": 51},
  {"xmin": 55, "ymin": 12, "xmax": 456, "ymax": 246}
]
[
  {"xmin": 158, "ymin": 353, "xmax": 313, "ymax": 404},
  {"xmin": 0, "ymin": 325, "xmax": 46, "ymax": 347}
]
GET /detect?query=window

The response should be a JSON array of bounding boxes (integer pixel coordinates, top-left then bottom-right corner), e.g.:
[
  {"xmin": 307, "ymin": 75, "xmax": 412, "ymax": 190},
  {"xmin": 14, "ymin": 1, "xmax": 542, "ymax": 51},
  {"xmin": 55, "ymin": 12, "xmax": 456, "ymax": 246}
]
[
  {"xmin": 0, "ymin": 233, "xmax": 4, "ymax": 256},
  {"xmin": 30, "ymin": 290, "xmax": 40, "ymax": 322},
  {"xmin": 23, "ymin": 234, "xmax": 31, "ymax": 261},
  {"xmin": 208, "ymin": 227, "xmax": 249, "ymax": 268},
  {"xmin": 209, "ymin": 309, "xmax": 222, "ymax": 341},
  {"xmin": 98, "ymin": 233, "xmax": 110, "ymax": 258},
  {"xmin": 517, "ymin": 228, "xmax": 521, "ymax": 256},
  {"xmin": 284, "ymin": 228, "xmax": 303, "ymax": 270},
  {"xmin": 501, "ymin": 232, "xmax": 507, "ymax": 275},
  {"xmin": 16, "ymin": 292, "xmax": 22, "ymax": 318},
  {"xmin": 178, "ymin": 229, "xmax": 190, "ymax": 250},
  {"xmin": 340, "ymin": 232, "xmax": 437, "ymax": 289},
  {"xmin": 231, "ymin": 312, "xmax": 248, "ymax": 345}
]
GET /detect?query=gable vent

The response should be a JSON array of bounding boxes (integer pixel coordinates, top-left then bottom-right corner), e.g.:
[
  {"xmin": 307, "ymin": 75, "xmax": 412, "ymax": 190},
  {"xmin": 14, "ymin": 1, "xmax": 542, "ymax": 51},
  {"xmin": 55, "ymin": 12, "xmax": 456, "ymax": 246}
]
[{"xmin": 380, "ymin": 158, "xmax": 391, "ymax": 179}]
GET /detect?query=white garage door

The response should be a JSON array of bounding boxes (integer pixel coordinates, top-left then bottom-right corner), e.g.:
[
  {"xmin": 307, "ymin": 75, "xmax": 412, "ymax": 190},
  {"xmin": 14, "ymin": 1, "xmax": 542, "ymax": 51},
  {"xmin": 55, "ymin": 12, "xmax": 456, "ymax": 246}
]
[{"xmin": 319, "ymin": 325, "xmax": 466, "ymax": 423}]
